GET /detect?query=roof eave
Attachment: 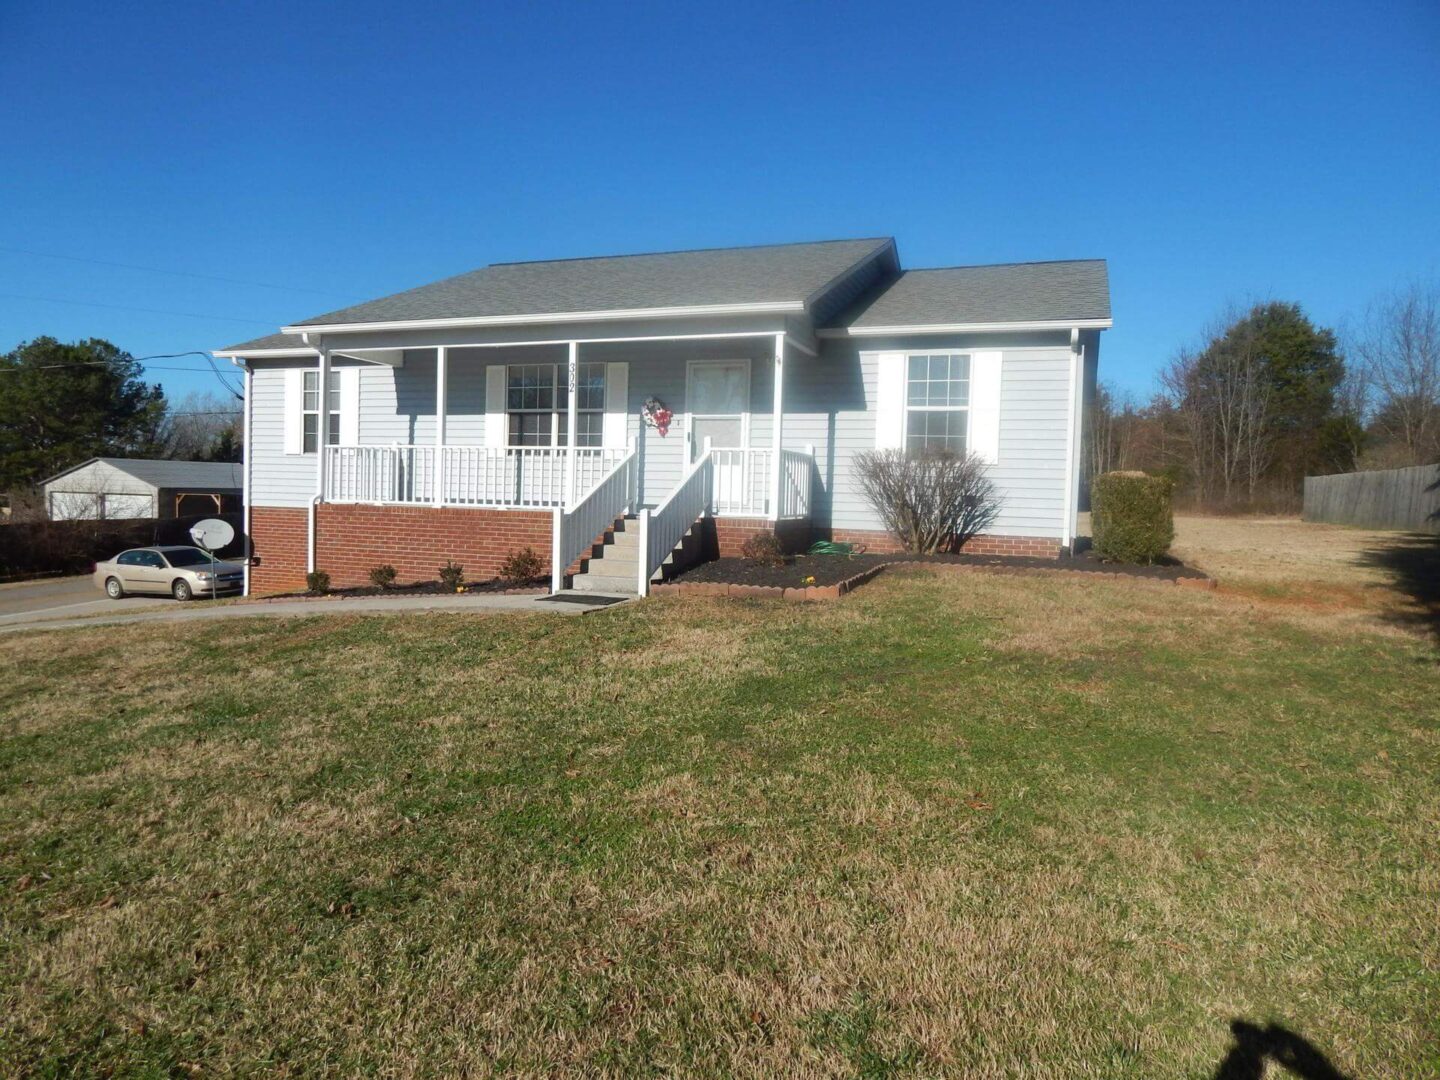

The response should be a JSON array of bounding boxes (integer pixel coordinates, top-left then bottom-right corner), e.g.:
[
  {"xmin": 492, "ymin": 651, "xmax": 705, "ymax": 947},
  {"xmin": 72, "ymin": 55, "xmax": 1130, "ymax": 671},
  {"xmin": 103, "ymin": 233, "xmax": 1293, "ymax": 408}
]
[{"xmin": 282, "ymin": 300, "xmax": 806, "ymax": 336}]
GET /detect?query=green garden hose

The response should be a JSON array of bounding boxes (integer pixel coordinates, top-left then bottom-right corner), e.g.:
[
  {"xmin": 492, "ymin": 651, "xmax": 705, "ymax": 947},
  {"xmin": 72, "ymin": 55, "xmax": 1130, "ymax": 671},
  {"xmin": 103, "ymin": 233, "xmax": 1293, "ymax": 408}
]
[{"xmin": 807, "ymin": 540, "xmax": 864, "ymax": 557}]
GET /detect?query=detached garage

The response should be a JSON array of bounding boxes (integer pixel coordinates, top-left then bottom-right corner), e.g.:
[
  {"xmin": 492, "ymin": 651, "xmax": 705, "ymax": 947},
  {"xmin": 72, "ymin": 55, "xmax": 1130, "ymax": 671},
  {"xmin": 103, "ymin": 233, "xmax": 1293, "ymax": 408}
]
[{"xmin": 42, "ymin": 458, "xmax": 242, "ymax": 521}]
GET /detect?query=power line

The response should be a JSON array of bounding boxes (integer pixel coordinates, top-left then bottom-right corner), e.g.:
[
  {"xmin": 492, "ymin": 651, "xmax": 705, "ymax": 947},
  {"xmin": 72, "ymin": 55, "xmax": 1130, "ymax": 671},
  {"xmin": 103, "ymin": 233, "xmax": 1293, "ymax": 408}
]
[
  {"xmin": 0, "ymin": 244, "xmax": 350, "ymax": 299},
  {"xmin": 0, "ymin": 291, "xmax": 276, "ymax": 325},
  {"xmin": 0, "ymin": 350, "xmax": 244, "ymax": 399}
]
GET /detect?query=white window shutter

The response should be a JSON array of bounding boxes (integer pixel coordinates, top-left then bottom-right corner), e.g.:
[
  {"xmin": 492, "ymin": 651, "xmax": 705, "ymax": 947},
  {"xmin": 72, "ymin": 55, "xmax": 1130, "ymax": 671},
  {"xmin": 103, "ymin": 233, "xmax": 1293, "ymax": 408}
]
[
  {"xmin": 872, "ymin": 352, "xmax": 906, "ymax": 449},
  {"xmin": 969, "ymin": 350, "xmax": 1003, "ymax": 465},
  {"xmin": 485, "ymin": 365, "xmax": 507, "ymax": 448},
  {"xmin": 338, "ymin": 367, "xmax": 360, "ymax": 445},
  {"xmin": 603, "ymin": 361, "xmax": 629, "ymax": 447},
  {"xmin": 284, "ymin": 367, "xmax": 304, "ymax": 454}
]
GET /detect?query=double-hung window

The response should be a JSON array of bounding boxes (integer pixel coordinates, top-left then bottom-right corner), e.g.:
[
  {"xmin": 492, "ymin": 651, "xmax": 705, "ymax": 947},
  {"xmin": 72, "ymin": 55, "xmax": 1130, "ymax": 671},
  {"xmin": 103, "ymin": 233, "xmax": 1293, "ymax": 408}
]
[
  {"xmin": 905, "ymin": 353, "xmax": 970, "ymax": 453},
  {"xmin": 507, "ymin": 363, "xmax": 605, "ymax": 447},
  {"xmin": 303, "ymin": 370, "xmax": 341, "ymax": 453}
]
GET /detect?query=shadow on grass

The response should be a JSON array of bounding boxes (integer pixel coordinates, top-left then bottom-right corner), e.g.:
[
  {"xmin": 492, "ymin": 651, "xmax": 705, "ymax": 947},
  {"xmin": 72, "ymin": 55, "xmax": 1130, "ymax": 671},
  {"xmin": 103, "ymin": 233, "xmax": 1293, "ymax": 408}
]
[
  {"xmin": 1357, "ymin": 530, "xmax": 1440, "ymax": 641},
  {"xmin": 1211, "ymin": 1020, "xmax": 1353, "ymax": 1080}
]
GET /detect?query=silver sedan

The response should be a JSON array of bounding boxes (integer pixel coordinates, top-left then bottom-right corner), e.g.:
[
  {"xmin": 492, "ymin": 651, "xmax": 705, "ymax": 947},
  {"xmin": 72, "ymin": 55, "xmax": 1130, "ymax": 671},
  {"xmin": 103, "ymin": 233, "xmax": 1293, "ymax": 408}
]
[{"xmin": 93, "ymin": 546, "xmax": 245, "ymax": 601}]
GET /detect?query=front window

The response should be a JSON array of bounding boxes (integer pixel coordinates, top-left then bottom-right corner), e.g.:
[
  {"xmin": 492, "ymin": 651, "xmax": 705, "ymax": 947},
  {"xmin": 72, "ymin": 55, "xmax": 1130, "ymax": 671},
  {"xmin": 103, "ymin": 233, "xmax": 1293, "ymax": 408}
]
[
  {"xmin": 507, "ymin": 363, "xmax": 605, "ymax": 447},
  {"xmin": 303, "ymin": 370, "xmax": 341, "ymax": 453},
  {"xmin": 905, "ymin": 353, "xmax": 970, "ymax": 454}
]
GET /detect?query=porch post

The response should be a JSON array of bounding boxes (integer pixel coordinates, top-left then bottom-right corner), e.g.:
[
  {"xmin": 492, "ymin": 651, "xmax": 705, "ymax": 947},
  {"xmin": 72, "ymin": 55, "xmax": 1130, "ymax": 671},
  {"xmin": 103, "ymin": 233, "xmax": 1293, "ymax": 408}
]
[
  {"xmin": 770, "ymin": 332, "xmax": 784, "ymax": 521},
  {"xmin": 565, "ymin": 340, "xmax": 579, "ymax": 507},
  {"xmin": 316, "ymin": 346, "xmax": 331, "ymax": 502},
  {"xmin": 434, "ymin": 346, "xmax": 448, "ymax": 507}
]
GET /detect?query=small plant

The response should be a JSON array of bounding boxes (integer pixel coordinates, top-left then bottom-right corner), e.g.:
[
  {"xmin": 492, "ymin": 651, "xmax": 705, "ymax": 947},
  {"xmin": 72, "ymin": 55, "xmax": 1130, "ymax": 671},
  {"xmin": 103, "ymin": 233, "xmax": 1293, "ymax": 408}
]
[
  {"xmin": 368, "ymin": 564, "xmax": 397, "ymax": 590},
  {"xmin": 499, "ymin": 547, "xmax": 545, "ymax": 586},
  {"xmin": 1091, "ymin": 471, "xmax": 1174, "ymax": 564},
  {"xmin": 305, "ymin": 570, "xmax": 330, "ymax": 595},
  {"xmin": 854, "ymin": 448, "xmax": 1000, "ymax": 553},
  {"xmin": 740, "ymin": 530, "xmax": 787, "ymax": 567},
  {"xmin": 438, "ymin": 560, "xmax": 464, "ymax": 592}
]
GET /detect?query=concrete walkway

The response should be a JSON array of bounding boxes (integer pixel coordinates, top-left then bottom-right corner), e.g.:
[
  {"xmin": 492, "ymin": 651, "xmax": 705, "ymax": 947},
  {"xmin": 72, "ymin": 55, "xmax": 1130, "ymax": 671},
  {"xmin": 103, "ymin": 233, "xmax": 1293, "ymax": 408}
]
[{"xmin": 0, "ymin": 590, "xmax": 628, "ymax": 634}]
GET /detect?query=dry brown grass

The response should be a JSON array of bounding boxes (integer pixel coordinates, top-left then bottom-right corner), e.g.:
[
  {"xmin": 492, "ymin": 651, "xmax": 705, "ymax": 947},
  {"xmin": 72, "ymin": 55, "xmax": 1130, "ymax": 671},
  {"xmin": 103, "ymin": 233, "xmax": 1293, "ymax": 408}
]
[{"xmin": 1, "ymin": 563, "xmax": 1437, "ymax": 1077}]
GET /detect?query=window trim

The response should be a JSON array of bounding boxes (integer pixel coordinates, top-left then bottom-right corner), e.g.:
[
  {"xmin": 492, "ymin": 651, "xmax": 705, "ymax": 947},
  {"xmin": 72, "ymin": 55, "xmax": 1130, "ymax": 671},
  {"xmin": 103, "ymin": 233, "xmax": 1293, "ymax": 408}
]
[
  {"xmin": 505, "ymin": 361, "xmax": 605, "ymax": 449},
  {"xmin": 301, "ymin": 369, "xmax": 341, "ymax": 454},
  {"xmin": 903, "ymin": 351, "xmax": 972, "ymax": 454}
]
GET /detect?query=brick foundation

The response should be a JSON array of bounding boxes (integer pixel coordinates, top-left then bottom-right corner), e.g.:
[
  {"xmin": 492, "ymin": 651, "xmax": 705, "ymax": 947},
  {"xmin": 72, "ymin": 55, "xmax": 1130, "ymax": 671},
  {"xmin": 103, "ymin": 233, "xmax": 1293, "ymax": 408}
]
[
  {"xmin": 709, "ymin": 517, "xmax": 813, "ymax": 558},
  {"xmin": 820, "ymin": 527, "xmax": 1063, "ymax": 559},
  {"xmin": 248, "ymin": 507, "xmax": 310, "ymax": 594},
  {"xmin": 246, "ymin": 503, "xmax": 556, "ymax": 594}
]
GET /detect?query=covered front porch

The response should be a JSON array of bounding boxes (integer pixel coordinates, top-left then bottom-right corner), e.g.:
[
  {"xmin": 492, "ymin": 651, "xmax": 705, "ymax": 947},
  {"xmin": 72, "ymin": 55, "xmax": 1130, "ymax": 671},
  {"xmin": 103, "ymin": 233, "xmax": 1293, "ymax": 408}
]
[{"xmin": 308, "ymin": 327, "xmax": 815, "ymax": 592}]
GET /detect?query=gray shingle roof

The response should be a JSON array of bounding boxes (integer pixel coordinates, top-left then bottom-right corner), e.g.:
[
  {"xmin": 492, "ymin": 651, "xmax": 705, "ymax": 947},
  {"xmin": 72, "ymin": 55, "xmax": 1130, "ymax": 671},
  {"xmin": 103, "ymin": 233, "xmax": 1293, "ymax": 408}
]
[
  {"xmin": 286, "ymin": 238, "xmax": 894, "ymax": 328},
  {"xmin": 837, "ymin": 260, "xmax": 1111, "ymax": 329},
  {"xmin": 45, "ymin": 458, "xmax": 243, "ymax": 490},
  {"xmin": 217, "ymin": 331, "xmax": 313, "ymax": 354}
]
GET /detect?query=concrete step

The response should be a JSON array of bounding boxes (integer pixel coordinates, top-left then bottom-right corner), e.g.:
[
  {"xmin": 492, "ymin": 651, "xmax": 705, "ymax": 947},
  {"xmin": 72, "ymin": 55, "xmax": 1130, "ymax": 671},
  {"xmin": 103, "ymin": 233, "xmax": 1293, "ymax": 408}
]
[{"xmin": 571, "ymin": 572, "xmax": 639, "ymax": 593}]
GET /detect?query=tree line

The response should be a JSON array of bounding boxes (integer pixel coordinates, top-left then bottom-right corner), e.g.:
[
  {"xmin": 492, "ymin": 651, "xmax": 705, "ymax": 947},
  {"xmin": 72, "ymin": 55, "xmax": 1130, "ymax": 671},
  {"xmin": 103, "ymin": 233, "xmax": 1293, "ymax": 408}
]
[
  {"xmin": 0, "ymin": 337, "xmax": 243, "ymax": 515},
  {"xmin": 1087, "ymin": 282, "xmax": 1440, "ymax": 511}
]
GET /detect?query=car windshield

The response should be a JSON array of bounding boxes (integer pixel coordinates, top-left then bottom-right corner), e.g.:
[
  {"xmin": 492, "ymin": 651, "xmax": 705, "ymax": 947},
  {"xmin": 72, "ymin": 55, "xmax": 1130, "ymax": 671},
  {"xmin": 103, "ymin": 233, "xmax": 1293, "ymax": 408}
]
[{"xmin": 162, "ymin": 547, "xmax": 215, "ymax": 567}]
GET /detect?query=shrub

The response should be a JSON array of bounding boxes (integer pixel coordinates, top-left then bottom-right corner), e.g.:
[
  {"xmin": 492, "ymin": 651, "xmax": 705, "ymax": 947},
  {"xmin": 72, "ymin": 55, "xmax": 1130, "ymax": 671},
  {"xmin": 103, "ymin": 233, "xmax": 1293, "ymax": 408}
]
[
  {"xmin": 499, "ymin": 547, "xmax": 545, "ymax": 586},
  {"xmin": 854, "ymin": 449, "xmax": 1000, "ymax": 553},
  {"xmin": 739, "ymin": 529, "xmax": 787, "ymax": 567},
  {"xmin": 438, "ymin": 560, "xmax": 464, "ymax": 592},
  {"xmin": 1091, "ymin": 471, "xmax": 1174, "ymax": 564},
  {"xmin": 368, "ymin": 564, "xmax": 397, "ymax": 590},
  {"xmin": 305, "ymin": 570, "xmax": 330, "ymax": 595}
]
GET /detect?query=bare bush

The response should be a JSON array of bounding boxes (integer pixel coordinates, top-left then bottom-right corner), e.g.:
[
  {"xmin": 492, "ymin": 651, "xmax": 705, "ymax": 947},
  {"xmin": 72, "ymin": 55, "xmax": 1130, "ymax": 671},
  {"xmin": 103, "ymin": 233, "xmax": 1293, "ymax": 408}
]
[{"xmin": 854, "ymin": 449, "xmax": 999, "ymax": 553}]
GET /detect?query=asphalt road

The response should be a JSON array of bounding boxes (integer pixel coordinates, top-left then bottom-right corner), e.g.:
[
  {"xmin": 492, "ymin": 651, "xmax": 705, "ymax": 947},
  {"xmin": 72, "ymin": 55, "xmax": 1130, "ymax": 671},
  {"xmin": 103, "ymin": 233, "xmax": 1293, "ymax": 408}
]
[{"xmin": 0, "ymin": 574, "xmax": 172, "ymax": 626}]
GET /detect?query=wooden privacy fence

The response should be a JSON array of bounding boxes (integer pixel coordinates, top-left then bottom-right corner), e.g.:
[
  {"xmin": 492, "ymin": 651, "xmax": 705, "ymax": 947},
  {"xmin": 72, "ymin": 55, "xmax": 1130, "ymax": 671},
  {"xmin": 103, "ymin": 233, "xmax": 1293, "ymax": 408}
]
[{"xmin": 1302, "ymin": 464, "xmax": 1440, "ymax": 532}]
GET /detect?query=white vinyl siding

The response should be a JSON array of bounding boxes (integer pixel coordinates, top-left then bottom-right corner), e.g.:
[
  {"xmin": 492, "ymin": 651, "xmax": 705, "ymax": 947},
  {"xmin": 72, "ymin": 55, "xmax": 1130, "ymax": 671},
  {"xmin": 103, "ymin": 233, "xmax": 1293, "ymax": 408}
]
[{"xmin": 245, "ymin": 335, "xmax": 1078, "ymax": 539}]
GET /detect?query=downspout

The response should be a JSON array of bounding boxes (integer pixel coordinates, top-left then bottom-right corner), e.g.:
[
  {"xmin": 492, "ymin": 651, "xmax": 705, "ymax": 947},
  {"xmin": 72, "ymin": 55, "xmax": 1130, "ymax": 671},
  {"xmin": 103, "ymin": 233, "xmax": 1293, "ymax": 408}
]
[
  {"xmin": 1061, "ymin": 327, "xmax": 1081, "ymax": 553},
  {"xmin": 239, "ymin": 359, "xmax": 253, "ymax": 596},
  {"xmin": 303, "ymin": 332, "xmax": 324, "ymax": 575}
]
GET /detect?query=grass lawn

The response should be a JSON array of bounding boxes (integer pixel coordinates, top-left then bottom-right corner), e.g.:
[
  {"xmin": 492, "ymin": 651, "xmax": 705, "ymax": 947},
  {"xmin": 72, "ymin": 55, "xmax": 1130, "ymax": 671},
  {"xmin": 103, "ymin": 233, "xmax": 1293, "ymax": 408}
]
[{"xmin": 1, "ymin": 563, "xmax": 1437, "ymax": 1077}]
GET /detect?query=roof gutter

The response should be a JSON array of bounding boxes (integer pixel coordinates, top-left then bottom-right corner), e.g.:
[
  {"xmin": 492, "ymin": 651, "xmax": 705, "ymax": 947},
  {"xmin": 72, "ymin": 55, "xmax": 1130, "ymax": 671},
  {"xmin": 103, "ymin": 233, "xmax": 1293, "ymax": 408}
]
[
  {"xmin": 281, "ymin": 300, "xmax": 805, "ymax": 336},
  {"xmin": 820, "ymin": 317, "xmax": 1112, "ymax": 337}
]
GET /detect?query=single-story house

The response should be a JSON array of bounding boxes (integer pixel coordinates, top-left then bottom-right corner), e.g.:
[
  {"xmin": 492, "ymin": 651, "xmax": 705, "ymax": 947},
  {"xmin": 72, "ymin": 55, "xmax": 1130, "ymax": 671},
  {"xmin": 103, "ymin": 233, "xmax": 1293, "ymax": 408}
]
[
  {"xmin": 42, "ymin": 458, "xmax": 243, "ymax": 521},
  {"xmin": 215, "ymin": 237, "xmax": 1109, "ymax": 597}
]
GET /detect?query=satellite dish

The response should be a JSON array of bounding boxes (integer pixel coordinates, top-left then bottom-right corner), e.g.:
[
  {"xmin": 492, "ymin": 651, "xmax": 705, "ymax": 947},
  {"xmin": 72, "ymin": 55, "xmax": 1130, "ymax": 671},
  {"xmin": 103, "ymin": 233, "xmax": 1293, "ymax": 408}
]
[{"xmin": 190, "ymin": 518, "xmax": 235, "ymax": 551}]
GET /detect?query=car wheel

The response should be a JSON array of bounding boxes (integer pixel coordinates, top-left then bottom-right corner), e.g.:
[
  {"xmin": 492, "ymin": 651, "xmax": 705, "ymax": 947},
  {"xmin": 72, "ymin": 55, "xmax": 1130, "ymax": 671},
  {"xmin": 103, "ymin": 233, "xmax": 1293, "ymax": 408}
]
[
  {"xmin": 172, "ymin": 579, "xmax": 193, "ymax": 602},
  {"xmin": 105, "ymin": 577, "xmax": 124, "ymax": 600}
]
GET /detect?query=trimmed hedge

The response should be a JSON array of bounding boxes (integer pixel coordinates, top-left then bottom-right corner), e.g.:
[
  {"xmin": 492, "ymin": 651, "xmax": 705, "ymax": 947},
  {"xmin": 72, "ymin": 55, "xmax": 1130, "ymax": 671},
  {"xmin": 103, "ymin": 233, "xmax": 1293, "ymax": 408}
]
[{"xmin": 1091, "ymin": 471, "xmax": 1174, "ymax": 564}]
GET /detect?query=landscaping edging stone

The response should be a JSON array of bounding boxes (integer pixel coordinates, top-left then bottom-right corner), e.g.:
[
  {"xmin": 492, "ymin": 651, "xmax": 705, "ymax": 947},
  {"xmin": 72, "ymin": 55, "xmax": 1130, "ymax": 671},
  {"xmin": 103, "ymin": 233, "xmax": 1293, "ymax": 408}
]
[{"xmin": 654, "ymin": 558, "xmax": 1215, "ymax": 601}]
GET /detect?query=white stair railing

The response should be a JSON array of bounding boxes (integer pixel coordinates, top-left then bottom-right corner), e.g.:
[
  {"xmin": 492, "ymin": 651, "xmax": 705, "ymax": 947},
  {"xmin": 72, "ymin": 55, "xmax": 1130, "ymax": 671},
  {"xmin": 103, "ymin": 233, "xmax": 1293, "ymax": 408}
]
[
  {"xmin": 778, "ymin": 448, "xmax": 813, "ymax": 519},
  {"xmin": 551, "ymin": 445, "xmax": 638, "ymax": 593},
  {"xmin": 637, "ymin": 446, "xmax": 714, "ymax": 596}
]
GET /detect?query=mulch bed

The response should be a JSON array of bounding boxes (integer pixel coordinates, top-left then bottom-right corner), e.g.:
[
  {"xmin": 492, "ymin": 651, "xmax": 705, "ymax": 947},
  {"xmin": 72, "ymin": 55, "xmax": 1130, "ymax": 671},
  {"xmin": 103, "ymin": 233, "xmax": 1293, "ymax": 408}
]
[
  {"xmin": 666, "ymin": 547, "xmax": 1213, "ymax": 598},
  {"xmin": 246, "ymin": 576, "xmax": 549, "ymax": 602}
]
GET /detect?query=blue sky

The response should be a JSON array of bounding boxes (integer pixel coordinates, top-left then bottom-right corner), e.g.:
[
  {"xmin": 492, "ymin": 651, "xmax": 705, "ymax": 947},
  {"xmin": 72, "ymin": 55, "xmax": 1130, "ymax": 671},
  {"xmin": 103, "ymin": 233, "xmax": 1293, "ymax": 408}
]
[{"xmin": 2, "ymin": 0, "xmax": 1437, "ymax": 402}]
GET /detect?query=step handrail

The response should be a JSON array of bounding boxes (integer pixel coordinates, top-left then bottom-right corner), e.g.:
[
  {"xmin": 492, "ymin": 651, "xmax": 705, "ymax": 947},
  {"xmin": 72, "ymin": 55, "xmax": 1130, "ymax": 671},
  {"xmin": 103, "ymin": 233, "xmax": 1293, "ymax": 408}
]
[
  {"xmin": 551, "ymin": 445, "xmax": 638, "ymax": 593},
  {"xmin": 637, "ymin": 444, "xmax": 714, "ymax": 596}
]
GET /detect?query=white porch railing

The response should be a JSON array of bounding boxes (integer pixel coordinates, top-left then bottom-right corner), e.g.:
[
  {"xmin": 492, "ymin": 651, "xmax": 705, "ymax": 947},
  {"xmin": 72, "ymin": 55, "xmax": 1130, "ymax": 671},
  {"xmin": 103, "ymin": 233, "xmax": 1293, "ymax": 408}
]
[
  {"xmin": 637, "ymin": 451, "xmax": 713, "ymax": 595},
  {"xmin": 552, "ymin": 447, "xmax": 639, "ymax": 592},
  {"xmin": 708, "ymin": 447, "xmax": 812, "ymax": 520},
  {"xmin": 324, "ymin": 445, "xmax": 628, "ymax": 509},
  {"xmin": 326, "ymin": 445, "xmax": 437, "ymax": 504}
]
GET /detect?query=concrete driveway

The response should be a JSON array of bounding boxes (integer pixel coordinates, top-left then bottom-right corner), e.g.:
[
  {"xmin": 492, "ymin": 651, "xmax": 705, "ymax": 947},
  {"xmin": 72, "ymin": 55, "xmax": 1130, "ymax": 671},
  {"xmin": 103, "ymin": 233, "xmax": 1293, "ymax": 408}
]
[
  {"xmin": 0, "ymin": 574, "xmax": 172, "ymax": 626},
  {"xmin": 0, "ymin": 576, "xmax": 626, "ymax": 634}
]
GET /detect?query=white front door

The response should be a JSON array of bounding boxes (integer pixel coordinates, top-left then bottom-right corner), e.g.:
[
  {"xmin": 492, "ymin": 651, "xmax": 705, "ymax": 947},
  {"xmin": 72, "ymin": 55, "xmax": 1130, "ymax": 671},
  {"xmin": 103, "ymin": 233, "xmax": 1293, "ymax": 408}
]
[{"xmin": 687, "ymin": 359, "xmax": 750, "ymax": 462}]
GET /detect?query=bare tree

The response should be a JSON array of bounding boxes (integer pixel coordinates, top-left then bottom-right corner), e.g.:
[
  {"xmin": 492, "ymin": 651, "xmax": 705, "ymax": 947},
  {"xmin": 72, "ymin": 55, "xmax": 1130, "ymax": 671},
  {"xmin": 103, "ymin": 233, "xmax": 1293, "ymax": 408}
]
[
  {"xmin": 162, "ymin": 390, "xmax": 243, "ymax": 461},
  {"xmin": 1161, "ymin": 307, "xmax": 1275, "ymax": 506},
  {"xmin": 1086, "ymin": 383, "xmax": 1139, "ymax": 479},
  {"xmin": 1351, "ymin": 283, "xmax": 1440, "ymax": 466}
]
